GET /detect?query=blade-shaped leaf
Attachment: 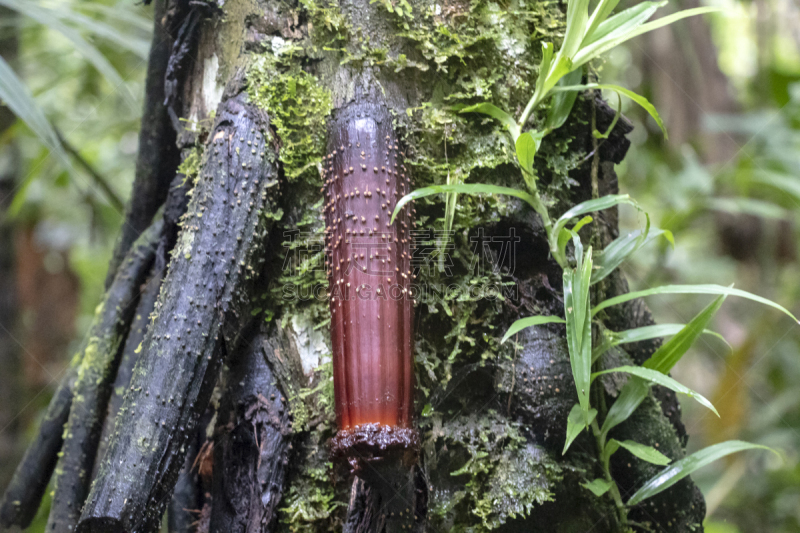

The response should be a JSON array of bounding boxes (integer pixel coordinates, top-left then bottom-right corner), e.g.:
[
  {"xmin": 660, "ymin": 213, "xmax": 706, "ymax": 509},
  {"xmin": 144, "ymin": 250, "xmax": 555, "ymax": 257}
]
[
  {"xmin": 627, "ymin": 441, "xmax": 778, "ymax": 506},
  {"xmin": 560, "ymin": 0, "xmax": 590, "ymax": 60},
  {"xmin": 607, "ymin": 439, "xmax": 671, "ymax": 466},
  {"xmin": 459, "ymin": 102, "xmax": 520, "ymax": 141},
  {"xmin": 707, "ymin": 197, "xmax": 790, "ymax": 220},
  {"xmin": 0, "ymin": 0, "xmax": 136, "ymax": 104},
  {"xmin": 573, "ymin": 7, "xmax": 720, "ymax": 70},
  {"xmin": 643, "ymin": 295, "xmax": 726, "ymax": 373},
  {"xmin": 565, "ymin": 247, "xmax": 593, "ymax": 418},
  {"xmin": 551, "ymin": 194, "xmax": 638, "ymax": 246},
  {"xmin": 582, "ymin": 478, "xmax": 613, "ymax": 497},
  {"xmin": 592, "ymin": 365, "xmax": 718, "ymax": 416},
  {"xmin": 515, "ymin": 131, "xmax": 540, "ymax": 176},
  {"xmin": 592, "ymin": 284, "xmax": 798, "ymax": 322},
  {"xmin": 552, "ymin": 83, "xmax": 667, "ymax": 137},
  {"xmin": 393, "ymin": 184, "xmax": 541, "ymax": 223},
  {"xmin": 564, "ymin": 403, "xmax": 597, "ymax": 454},
  {"xmin": 46, "ymin": 3, "xmax": 150, "ymax": 59},
  {"xmin": 545, "ymin": 66, "xmax": 583, "ymax": 131},
  {"xmin": 582, "ymin": 0, "xmax": 665, "ymax": 48},
  {"xmin": 601, "ymin": 376, "xmax": 649, "ymax": 437},
  {"xmin": 583, "ymin": 0, "xmax": 624, "ymax": 43},
  {"xmin": 593, "ymin": 323, "xmax": 727, "ymax": 362},
  {"xmin": 502, "ymin": 315, "xmax": 565, "ymax": 343},
  {"xmin": 592, "ymin": 214, "xmax": 660, "ymax": 284},
  {"xmin": 0, "ymin": 57, "xmax": 74, "ymax": 179}
]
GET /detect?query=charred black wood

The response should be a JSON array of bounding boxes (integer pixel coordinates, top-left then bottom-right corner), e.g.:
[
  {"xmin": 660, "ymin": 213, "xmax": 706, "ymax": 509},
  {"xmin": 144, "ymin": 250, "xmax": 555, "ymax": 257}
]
[
  {"xmin": 163, "ymin": 6, "xmax": 204, "ymax": 133},
  {"xmin": 208, "ymin": 323, "xmax": 292, "ymax": 533},
  {"xmin": 0, "ymin": 366, "xmax": 75, "ymax": 528},
  {"xmin": 45, "ymin": 220, "xmax": 162, "ymax": 532},
  {"xmin": 343, "ymin": 464, "xmax": 426, "ymax": 533},
  {"xmin": 78, "ymin": 91, "xmax": 282, "ymax": 533},
  {"xmin": 95, "ymin": 173, "xmax": 192, "ymax": 477},
  {"xmin": 168, "ymin": 411, "xmax": 209, "ymax": 533},
  {"xmin": 105, "ymin": 0, "xmax": 180, "ymax": 287}
]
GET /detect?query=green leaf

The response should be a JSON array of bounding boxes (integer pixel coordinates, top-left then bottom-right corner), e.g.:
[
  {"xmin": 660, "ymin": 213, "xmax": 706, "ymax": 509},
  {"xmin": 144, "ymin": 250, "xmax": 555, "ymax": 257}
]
[
  {"xmin": 582, "ymin": 478, "xmax": 614, "ymax": 497},
  {"xmin": 592, "ymin": 366, "xmax": 718, "ymax": 416},
  {"xmin": 583, "ymin": 0, "xmax": 624, "ymax": 43},
  {"xmin": 0, "ymin": 57, "xmax": 74, "ymax": 186},
  {"xmin": 606, "ymin": 439, "xmax": 671, "ymax": 466},
  {"xmin": 545, "ymin": 66, "xmax": 583, "ymax": 131},
  {"xmin": 502, "ymin": 316, "xmax": 565, "ymax": 343},
  {"xmin": 591, "ymin": 214, "xmax": 660, "ymax": 284},
  {"xmin": 560, "ymin": 0, "xmax": 590, "ymax": 60},
  {"xmin": 564, "ymin": 403, "xmax": 597, "ymax": 455},
  {"xmin": 515, "ymin": 131, "xmax": 540, "ymax": 176},
  {"xmin": 536, "ymin": 42, "xmax": 555, "ymax": 98},
  {"xmin": 459, "ymin": 102, "xmax": 520, "ymax": 141},
  {"xmin": 552, "ymin": 83, "xmax": 667, "ymax": 137},
  {"xmin": 707, "ymin": 197, "xmax": 790, "ymax": 220},
  {"xmin": 601, "ymin": 377, "xmax": 649, "ymax": 438},
  {"xmin": 582, "ymin": 1, "xmax": 664, "ymax": 48},
  {"xmin": 593, "ymin": 91, "xmax": 622, "ymax": 139},
  {"xmin": 752, "ymin": 171, "xmax": 800, "ymax": 201},
  {"xmin": 0, "ymin": 0, "xmax": 136, "ymax": 105},
  {"xmin": 565, "ymin": 247, "xmax": 593, "ymax": 419},
  {"xmin": 551, "ymin": 194, "xmax": 638, "ymax": 252},
  {"xmin": 593, "ymin": 323, "xmax": 727, "ymax": 362},
  {"xmin": 643, "ymin": 295, "xmax": 726, "ymax": 373},
  {"xmin": 572, "ymin": 6, "xmax": 720, "ymax": 71},
  {"xmin": 627, "ymin": 441, "xmax": 778, "ymax": 506},
  {"xmin": 45, "ymin": 2, "xmax": 150, "ymax": 59},
  {"xmin": 592, "ymin": 284, "xmax": 798, "ymax": 322},
  {"xmin": 392, "ymin": 184, "xmax": 542, "ymax": 223}
]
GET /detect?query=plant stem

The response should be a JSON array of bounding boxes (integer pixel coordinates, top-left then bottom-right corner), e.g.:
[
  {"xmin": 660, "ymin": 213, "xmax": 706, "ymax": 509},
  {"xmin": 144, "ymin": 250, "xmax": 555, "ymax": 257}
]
[{"xmin": 591, "ymin": 418, "xmax": 629, "ymax": 531}]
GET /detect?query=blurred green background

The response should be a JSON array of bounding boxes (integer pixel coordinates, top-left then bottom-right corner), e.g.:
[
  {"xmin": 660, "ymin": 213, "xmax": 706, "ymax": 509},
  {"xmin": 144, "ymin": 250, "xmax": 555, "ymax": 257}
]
[{"xmin": 0, "ymin": 0, "xmax": 799, "ymax": 531}]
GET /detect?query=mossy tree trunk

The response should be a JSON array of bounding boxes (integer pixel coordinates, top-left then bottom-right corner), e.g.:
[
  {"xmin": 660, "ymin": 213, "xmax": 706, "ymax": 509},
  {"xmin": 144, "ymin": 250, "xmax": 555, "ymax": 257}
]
[{"xmin": 0, "ymin": 0, "xmax": 706, "ymax": 532}]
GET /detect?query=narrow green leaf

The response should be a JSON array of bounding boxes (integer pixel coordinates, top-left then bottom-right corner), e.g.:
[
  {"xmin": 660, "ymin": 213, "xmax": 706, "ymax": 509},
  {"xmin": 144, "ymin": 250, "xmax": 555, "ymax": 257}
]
[
  {"xmin": 565, "ymin": 247, "xmax": 594, "ymax": 418},
  {"xmin": 0, "ymin": 57, "xmax": 74, "ymax": 180},
  {"xmin": 551, "ymin": 194, "xmax": 638, "ymax": 246},
  {"xmin": 545, "ymin": 68, "xmax": 583, "ymax": 131},
  {"xmin": 593, "ymin": 91, "xmax": 622, "ymax": 139},
  {"xmin": 601, "ymin": 377, "xmax": 649, "ymax": 438},
  {"xmin": 707, "ymin": 197, "xmax": 790, "ymax": 220},
  {"xmin": 611, "ymin": 439, "xmax": 671, "ymax": 466},
  {"xmin": 393, "ymin": 184, "xmax": 541, "ymax": 223},
  {"xmin": 502, "ymin": 315, "xmax": 565, "ymax": 343},
  {"xmin": 627, "ymin": 441, "xmax": 778, "ymax": 506},
  {"xmin": 582, "ymin": 1, "xmax": 665, "ymax": 48},
  {"xmin": 560, "ymin": 0, "xmax": 590, "ymax": 60},
  {"xmin": 592, "ymin": 366, "xmax": 718, "ymax": 416},
  {"xmin": 0, "ymin": 0, "xmax": 135, "ymax": 104},
  {"xmin": 515, "ymin": 131, "xmax": 539, "ymax": 176},
  {"xmin": 564, "ymin": 404, "xmax": 597, "ymax": 455},
  {"xmin": 592, "ymin": 284, "xmax": 798, "ymax": 322},
  {"xmin": 459, "ymin": 102, "xmax": 520, "ymax": 141},
  {"xmin": 536, "ymin": 42, "xmax": 555, "ymax": 97},
  {"xmin": 552, "ymin": 83, "xmax": 667, "ymax": 137},
  {"xmin": 573, "ymin": 7, "xmax": 720, "ymax": 70},
  {"xmin": 582, "ymin": 478, "xmax": 613, "ymax": 497},
  {"xmin": 592, "ymin": 214, "xmax": 656, "ymax": 284},
  {"xmin": 583, "ymin": 0, "xmax": 624, "ymax": 43},
  {"xmin": 46, "ymin": 3, "xmax": 150, "ymax": 59},
  {"xmin": 643, "ymin": 295, "xmax": 726, "ymax": 373},
  {"xmin": 593, "ymin": 323, "xmax": 728, "ymax": 362},
  {"xmin": 752, "ymin": 171, "xmax": 800, "ymax": 201}
]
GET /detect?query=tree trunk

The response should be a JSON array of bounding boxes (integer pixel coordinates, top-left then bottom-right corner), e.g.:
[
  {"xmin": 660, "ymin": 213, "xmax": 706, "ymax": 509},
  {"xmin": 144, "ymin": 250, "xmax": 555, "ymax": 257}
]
[{"xmin": 0, "ymin": 0, "xmax": 707, "ymax": 532}]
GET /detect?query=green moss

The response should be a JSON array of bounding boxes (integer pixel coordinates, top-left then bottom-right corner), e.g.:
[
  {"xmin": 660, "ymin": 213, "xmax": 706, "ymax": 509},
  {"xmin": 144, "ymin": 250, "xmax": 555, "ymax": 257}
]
[
  {"xmin": 278, "ymin": 429, "xmax": 343, "ymax": 532},
  {"xmin": 176, "ymin": 145, "xmax": 203, "ymax": 186},
  {"xmin": 246, "ymin": 55, "xmax": 333, "ymax": 182}
]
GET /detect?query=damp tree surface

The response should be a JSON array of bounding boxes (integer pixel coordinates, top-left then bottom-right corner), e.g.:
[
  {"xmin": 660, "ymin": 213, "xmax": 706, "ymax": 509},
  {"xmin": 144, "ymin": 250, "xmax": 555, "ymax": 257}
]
[{"xmin": 0, "ymin": 0, "xmax": 762, "ymax": 532}]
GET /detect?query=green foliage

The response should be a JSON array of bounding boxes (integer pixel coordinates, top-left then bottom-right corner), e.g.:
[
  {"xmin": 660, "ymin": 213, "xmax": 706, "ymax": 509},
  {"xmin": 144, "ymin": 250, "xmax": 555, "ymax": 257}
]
[
  {"xmin": 397, "ymin": 0, "xmax": 786, "ymax": 528},
  {"xmin": 247, "ymin": 55, "xmax": 332, "ymax": 181}
]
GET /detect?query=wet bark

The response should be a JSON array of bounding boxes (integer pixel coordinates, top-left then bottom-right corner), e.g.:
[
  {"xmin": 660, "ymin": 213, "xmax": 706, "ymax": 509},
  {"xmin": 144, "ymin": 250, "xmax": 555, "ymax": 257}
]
[{"xmin": 78, "ymin": 90, "xmax": 282, "ymax": 533}]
